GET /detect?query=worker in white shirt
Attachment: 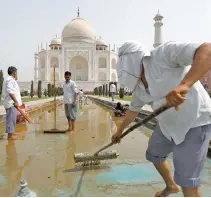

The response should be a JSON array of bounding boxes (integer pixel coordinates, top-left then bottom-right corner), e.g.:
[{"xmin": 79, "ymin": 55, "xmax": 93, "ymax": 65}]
[
  {"xmin": 2, "ymin": 66, "xmax": 22, "ymax": 140},
  {"xmin": 63, "ymin": 71, "xmax": 77, "ymax": 133},
  {"xmin": 83, "ymin": 92, "xmax": 88, "ymax": 105},
  {"xmin": 110, "ymin": 82, "xmax": 116, "ymax": 101},
  {"xmin": 112, "ymin": 41, "xmax": 211, "ymax": 197},
  {"xmin": 78, "ymin": 89, "xmax": 84, "ymax": 105}
]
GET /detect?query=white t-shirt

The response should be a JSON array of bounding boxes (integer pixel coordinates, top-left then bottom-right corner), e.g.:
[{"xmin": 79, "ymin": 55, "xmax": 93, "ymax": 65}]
[
  {"xmin": 2, "ymin": 76, "xmax": 22, "ymax": 109},
  {"xmin": 130, "ymin": 41, "xmax": 211, "ymax": 145},
  {"xmin": 63, "ymin": 80, "xmax": 77, "ymax": 104},
  {"xmin": 110, "ymin": 84, "xmax": 116, "ymax": 93},
  {"xmin": 78, "ymin": 91, "xmax": 84, "ymax": 99}
]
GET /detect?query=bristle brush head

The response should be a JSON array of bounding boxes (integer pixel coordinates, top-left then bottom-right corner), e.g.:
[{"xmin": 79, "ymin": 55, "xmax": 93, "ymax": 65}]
[{"xmin": 74, "ymin": 150, "xmax": 119, "ymax": 164}]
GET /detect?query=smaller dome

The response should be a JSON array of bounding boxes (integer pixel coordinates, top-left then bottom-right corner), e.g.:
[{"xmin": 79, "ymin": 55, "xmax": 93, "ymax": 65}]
[
  {"xmin": 96, "ymin": 38, "xmax": 108, "ymax": 46},
  {"xmin": 50, "ymin": 37, "xmax": 61, "ymax": 45},
  {"xmin": 155, "ymin": 13, "xmax": 163, "ymax": 17},
  {"xmin": 154, "ymin": 10, "xmax": 163, "ymax": 19}
]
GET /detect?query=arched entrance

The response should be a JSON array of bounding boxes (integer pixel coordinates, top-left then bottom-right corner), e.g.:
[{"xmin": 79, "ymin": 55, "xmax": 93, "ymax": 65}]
[
  {"xmin": 50, "ymin": 57, "xmax": 59, "ymax": 68},
  {"xmin": 111, "ymin": 58, "xmax": 116, "ymax": 69},
  {"xmin": 50, "ymin": 71, "xmax": 59, "ymax": 82},
  {"xmin": 111, "ymin": 72, "xmax": 117, "ymax": 82},
  {"xmin": 69, "ymin": 56, "xmax": 88, "ymax": 81}
]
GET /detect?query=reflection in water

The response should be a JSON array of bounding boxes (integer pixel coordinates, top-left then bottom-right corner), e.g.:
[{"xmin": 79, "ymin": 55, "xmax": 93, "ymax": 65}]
[
  {"xmin": 1, "ymin": 100, "xmax": 210, "ymax": 196},
  {"xmin": 0, "ymin": 100, "xmax": 122, "ymax": 196},
  {"xmin": 2, "ymin": 140, "xmax": 34, "ymax": 196},
  {"xmin": 16, "ymin": 123, "xmax": 28, "ymax": 140}
]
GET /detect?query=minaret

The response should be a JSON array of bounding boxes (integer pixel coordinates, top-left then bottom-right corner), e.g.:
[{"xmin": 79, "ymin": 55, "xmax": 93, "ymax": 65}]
[
  {"xmin": 34, "ymin": 52, "xmax": 38, "ymax": 83},
  {"xmin": 77, "ymin": 7, "xmax": 80, "ymax": 17},
  {"xmin": 153, "ymin": 10, "xmax": 163, "ymax": 48}
]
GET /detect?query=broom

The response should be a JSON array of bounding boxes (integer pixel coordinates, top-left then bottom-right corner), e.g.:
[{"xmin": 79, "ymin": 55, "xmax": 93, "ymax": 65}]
[
  {"xmin": 43, "ymin": 65, "xmax": 66, "ymax": 133},
  {"xmin": 14, "ymin": 105, "xmax": 34, "ymax": 124},
  {"xmin": 74, "ymin": 103, "xmax": 171, "ymax": 165}
]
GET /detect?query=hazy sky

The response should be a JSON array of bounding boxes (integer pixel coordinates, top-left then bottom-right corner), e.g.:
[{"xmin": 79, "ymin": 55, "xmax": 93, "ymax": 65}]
[{"xmin": 1, "ymin": 0, "xmax": 211, "ymax": 81}]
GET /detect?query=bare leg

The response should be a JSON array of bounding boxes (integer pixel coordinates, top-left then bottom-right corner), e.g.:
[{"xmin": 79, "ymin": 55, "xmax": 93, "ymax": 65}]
[
  {"xmin": 66, "ymin": 120, "xmax": 72, "ymax": 131},
  {"xmin": 8, "ymin": 133, "xmax": 18, "ymax": 140},
  {"xmin": 153, "ymin": 161, "xmax": 180, "ymax": 197},
  {"xmin": 71, "ymin": 120, "xmax": 75, "ymax": 133},
  {"xmin": 183, "ymin": 187, "xmax": 201, "ymax": 197},
  {"xmin": 112, "ymin": 93, "xmax": 114, "ymax": 101}
]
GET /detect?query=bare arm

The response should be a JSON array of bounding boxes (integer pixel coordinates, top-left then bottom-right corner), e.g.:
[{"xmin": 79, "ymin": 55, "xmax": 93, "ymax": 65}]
[
  {"xmin": 72, "ymin": 82, "xmax": 77, "ymax": 105},
  {"xmin": 116, "ymin": 88, "xmax": 146, "ymax": 134},
  {"xmin": 9, "ymin": 93, "xmax": 18, "ymax": 103},
  {"xmin": 117, "ymin": 110, "xmax": 138, "ymax": 133},
  {"xmin": 74, "ymin": 93, "xmax": 77, "ymax": 104},
  {"xmin": 165, "ymin": 42, "xmax": 211, "ymax": 109},
  {"xmin": 180, "ymin": 43, "xmax": 211, "ymax": 87},
  {"xmin": 112, "ymin": 109, "xmax": 138, "ymax": 143}
]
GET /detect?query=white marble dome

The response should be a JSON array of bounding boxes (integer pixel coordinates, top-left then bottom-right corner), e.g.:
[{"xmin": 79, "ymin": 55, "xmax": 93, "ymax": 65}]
[
  {"xmin": 50, "ymin": 37, "xmax": 61, "ymax": 45},
  {"xmin": 62, "ymin": 17, "xmax": 96, "ymax": 43},
  {"xmin": 154, "ymin": 12, "xmax": 163, "ymax": 18},
  {"xmin": 96, "ymin": 38, "xmax": 108, "ymax": 46}
]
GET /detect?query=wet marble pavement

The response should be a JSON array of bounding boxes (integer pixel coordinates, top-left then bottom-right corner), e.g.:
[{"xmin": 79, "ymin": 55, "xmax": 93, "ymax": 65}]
[{"xmin": 0, "ymin": 100, "xmax": 211, "ymax": 196}]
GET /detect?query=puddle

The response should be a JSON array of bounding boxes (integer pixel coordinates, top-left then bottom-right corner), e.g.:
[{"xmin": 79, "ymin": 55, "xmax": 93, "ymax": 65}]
[{"xmin": 0, "ymin": 100, "xmax": 211, "ymax": 196}]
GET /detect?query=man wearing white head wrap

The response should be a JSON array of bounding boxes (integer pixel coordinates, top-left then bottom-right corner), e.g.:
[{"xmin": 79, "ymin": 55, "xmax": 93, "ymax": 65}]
[
  {"xmin": 112, "ymin": 40, "xmax": 211, "ymax": 197},
  {"xmin": 117, "ymin": 40, "xmax": 145, "ymax": 91}
]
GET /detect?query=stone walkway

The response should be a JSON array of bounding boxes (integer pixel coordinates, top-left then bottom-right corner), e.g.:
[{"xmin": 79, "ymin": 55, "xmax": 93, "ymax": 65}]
[
  {"xmin": 88, "ymin": 95, "xmax": 211, "ymax": 196},
  {"xmin": 90, "ymin": 95, "xmax": 153, "ymax": 112},
  {"xmin": 0, "ymin": 97, "xmax": 63, "ymax": 116}
]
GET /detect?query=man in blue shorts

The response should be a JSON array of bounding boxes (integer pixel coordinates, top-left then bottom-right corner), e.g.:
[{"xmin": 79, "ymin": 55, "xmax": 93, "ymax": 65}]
[
  {"xmin": 63, "ymin": 71, "xmax": 77, "ymax": 133},
  {"xmin": 112, "ymin": 40, "xmax": 211, "ymax": 196},
  {"xmin": 2, "ymin": 66, "xmax": 22, "ymax": 140}
]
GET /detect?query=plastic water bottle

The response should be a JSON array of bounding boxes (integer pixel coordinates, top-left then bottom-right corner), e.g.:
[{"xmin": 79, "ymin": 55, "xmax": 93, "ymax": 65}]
[
  {"xmin": 15, "ymin": 180, "xmax": 37, "ymax": 197},
  {"xmin": 73, "ymin": 104, "xmax": 77, "ymax": 113}
]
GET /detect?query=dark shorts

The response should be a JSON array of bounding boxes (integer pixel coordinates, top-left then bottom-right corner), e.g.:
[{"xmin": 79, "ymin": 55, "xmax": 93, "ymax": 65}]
[
  {"xmin": 64, "ymin": 104, "xmax": 76, "ymax": 121},
  {"xmin": 146, "ymin": 124, "xmax": 211, "ymax": 188},
  {"xmin": 6, "ymin": 107, "xmax": 17, "ymax": 134}
]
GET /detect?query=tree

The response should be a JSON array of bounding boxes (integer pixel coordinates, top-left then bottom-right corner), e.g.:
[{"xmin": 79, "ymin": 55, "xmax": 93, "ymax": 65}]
[
  {"xmin": 119, "ymin": 88, "xmax": 125, "ymax": 99},
  {"xmin": 24, "ymin": 91, "xmax": 28, "ymax": 96},
  {"xmin": 0, "ymin": 70, "xmax": 4, "ymax": 96},
  {"xmin": 55, "ymin": 87, "xmax": 58, "ymax": 96},
  {"xmin": 44, "ymin": 89, "xmax": 47, "ymax": 97},
  {"xmin": 95, "ymin": 87, "xmax": 99, "ymax": 95},
  {"xmin": 103, "ymin": 85, "xmax": 105, "ymax": 95},
  {"xmin": 52, "ymin": 85, "xmax": 54, "ymax": 96},
  {"xmin": 30, "ymin": 81, "xmax": 34, "ymax": 98},
  {"xmin": 48, "ymin": 84, "xmax": 52, "ymax": 97},
  {"xmin": 58, "ymin": 87, "xmax": 64, "ymax": 96},
  {"xmin": 99, "ymin": 86, "xmax": 103, "ymax": 95},
  {"xmin": 38, "ymin": 80, "xmax": 42, "ymax": 98},
  {"xmin": 105, "ymin": 84, "xmax": 108, "ymax": 96}
]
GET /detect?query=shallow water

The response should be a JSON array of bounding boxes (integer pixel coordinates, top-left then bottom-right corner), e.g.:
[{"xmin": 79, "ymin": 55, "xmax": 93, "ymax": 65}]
[
  {"xmin": 1, "ymin": 100, "xmax": 211, "ymax": 196},
  {"xmin": 0, "ymin": 101, "xmax": 151, "ymax": 196}
]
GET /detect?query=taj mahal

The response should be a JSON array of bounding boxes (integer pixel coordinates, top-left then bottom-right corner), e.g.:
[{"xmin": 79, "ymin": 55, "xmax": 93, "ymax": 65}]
[{"xmin": 19, "ymin": 9, "xmax": 164, "ymax": 92}]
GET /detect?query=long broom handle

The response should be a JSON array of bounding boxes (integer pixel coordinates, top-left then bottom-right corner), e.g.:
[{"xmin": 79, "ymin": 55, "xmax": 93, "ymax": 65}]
[
  {"xmin": 15, "ymin": 106, "xmax": 34, "ymax": 124},
  {"xmin": 94, "ymin": 104, "xmax": 171, "ymax": 155},
  {"xmin": 53, "ymin": 65, "xmax": 56, "ymax": 129}
]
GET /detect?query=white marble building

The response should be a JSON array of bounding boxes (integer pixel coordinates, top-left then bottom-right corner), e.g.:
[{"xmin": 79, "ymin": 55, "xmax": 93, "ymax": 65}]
[
  {"xmin": 18, "ymin": 10, "xmax": 163, "ymax": 92},
  {"xmin": 33, "ymin": 9, "xmax": 118, "ymax": 91}
]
